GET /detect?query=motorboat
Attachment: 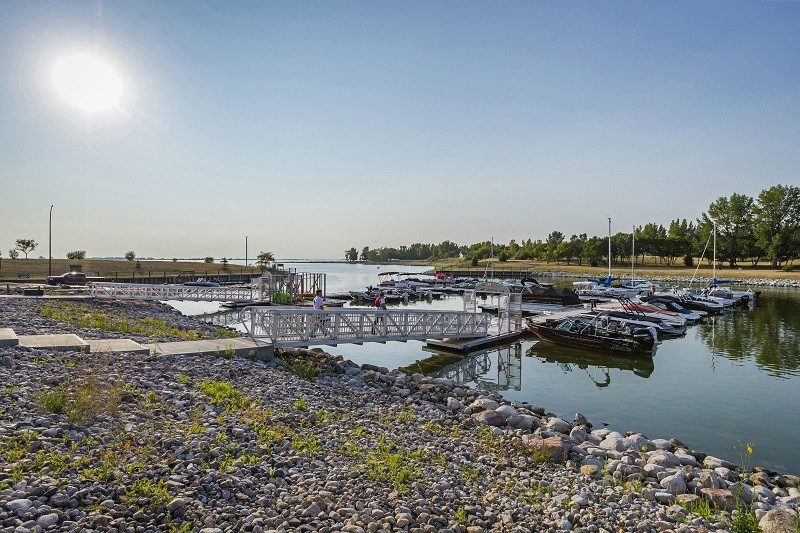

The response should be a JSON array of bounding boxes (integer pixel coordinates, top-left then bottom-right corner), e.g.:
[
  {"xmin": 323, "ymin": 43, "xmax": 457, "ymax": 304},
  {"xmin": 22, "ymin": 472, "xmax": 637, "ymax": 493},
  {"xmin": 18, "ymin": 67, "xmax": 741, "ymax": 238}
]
[
  {"xmin": 638, "ymin": 297, "xmax": 705, "ymax": 322},
  {"xmin": 526, "ymin": 315, "xmax": 657, "ymax": 354},
  {"xmin": 642, "ymin": 289, "xmax": 726, "ymax": 314},
  {"xmin": 586, "ymin": 309, "xmax": 685, "ymax": 338},
  {"xmin": 596, "ymin": 297, "xmax": 687, "ymax": 328}
]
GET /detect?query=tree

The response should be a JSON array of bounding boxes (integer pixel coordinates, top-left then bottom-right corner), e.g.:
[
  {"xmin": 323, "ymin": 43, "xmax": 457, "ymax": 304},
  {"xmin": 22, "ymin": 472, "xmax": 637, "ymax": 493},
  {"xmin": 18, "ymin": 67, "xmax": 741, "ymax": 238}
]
[
  {"xmin": 8, "ymin": 249, "xmax": 19, "ymax": 259},
  {"xmin": 15, "ymin": 239, "xmax": 37, "ymax": 259},
  {"xmin": 256, "ymin": 251, "xmax": 275, "ymax": 270},
  {"xmin": 221, "ymin": 257, "xmax": 229, "ymax": 270},
  {"xmin": 204, "ymin": 257, "xmax": 214, "ymax": 263},
  {"xmin": 345, "ymin": 248, "xmax": 358, "ymax": 262},
  {"xmin": 66, "ymin": 250, "xmax": 86, "ymax": 260},
  {"xmin": 699, "ymin": 193, "xmax": 755, "ymax": 267},
  {"xmin": 753, "ymin": 184, "xmax": 800, "ymax": 268},
  {"xmin": 125, "ymin": 251, "xmax": 136, "ymax": 261}
]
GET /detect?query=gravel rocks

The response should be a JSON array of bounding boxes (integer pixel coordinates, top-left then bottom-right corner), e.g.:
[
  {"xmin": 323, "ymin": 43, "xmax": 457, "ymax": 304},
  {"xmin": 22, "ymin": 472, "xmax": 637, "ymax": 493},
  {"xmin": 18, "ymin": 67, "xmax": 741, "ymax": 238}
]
[{"xmin": 0, "ymin": 297, "xmax": 797, "ymax": 532}]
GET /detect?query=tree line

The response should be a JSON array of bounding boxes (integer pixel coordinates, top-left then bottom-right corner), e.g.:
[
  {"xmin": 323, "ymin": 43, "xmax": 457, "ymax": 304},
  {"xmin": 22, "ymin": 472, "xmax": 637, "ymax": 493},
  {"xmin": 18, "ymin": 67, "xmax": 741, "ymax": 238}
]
[{"xmin": 344, "ymin": 184, "xmax": 800, "ymax": 269}]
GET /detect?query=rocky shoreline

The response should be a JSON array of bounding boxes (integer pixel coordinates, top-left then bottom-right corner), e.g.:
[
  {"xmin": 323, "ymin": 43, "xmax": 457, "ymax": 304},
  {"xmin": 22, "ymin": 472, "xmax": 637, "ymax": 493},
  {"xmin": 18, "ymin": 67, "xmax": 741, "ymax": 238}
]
[{"xmin": 1, "ymin": 298, "xmax": 798, "ymax": 532}]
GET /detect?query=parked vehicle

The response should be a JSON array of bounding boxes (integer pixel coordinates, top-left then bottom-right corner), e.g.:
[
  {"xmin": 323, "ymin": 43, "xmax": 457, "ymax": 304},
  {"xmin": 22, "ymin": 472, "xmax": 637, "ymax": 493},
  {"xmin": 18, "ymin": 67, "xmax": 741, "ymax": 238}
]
[{"xmin": 46, "ymin": 272, "xmax": 105, "ymax": 286}]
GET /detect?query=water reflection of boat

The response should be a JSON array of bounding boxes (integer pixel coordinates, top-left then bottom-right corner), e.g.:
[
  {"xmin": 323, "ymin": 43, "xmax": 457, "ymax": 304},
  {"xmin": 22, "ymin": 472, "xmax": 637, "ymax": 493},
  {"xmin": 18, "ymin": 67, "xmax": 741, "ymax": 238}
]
[{"xmin": 525, "ymin": 342, "xmax": 655, "ymax": 385}]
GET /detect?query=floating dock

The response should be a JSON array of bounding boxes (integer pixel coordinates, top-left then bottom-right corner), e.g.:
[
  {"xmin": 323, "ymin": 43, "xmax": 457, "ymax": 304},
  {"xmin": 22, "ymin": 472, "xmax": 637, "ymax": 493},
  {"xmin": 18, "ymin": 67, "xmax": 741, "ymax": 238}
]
[{"xmin": 423, "ymin": 330, "xmax": 530, "ymax": 354}]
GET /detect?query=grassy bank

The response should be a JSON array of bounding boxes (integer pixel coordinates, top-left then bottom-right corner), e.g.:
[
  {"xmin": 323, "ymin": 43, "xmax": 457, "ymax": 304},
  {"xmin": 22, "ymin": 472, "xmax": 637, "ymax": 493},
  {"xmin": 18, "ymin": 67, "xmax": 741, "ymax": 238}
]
[
  {"xmin": 428, "ymin": 258, "xmax": 800, "ymax": 282},
  {"xmin": 0, "ymin": 258, "xmax": 262, "ymax": 282}
]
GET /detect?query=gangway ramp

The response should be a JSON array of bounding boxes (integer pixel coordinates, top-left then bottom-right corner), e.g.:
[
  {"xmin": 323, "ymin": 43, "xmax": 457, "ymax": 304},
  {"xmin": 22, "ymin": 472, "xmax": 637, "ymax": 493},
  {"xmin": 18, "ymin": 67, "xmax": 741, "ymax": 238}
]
[
  {"xmin": 89, "ymin": 282, "xmax": 262, "ymax": 303},
  {"xmin": 239, "ymin": 307, "xmax": 490, "ymax": 348}
]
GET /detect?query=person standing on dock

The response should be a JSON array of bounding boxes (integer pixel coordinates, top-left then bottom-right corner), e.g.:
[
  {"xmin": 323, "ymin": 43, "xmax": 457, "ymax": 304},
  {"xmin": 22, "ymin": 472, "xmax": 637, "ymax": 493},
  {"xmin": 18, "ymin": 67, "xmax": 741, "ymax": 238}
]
[
  {"xmin": 311, "ymin": 289, "xmax": 328, "ymax": 337},
  {"xmin": 372, "ymin": 291, "xmax": 387, "ymax": 334}
]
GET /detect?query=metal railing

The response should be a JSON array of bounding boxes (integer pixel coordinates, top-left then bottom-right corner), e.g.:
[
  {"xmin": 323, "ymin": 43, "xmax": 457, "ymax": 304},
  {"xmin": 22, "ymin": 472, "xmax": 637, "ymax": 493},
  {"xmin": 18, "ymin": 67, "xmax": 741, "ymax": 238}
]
[
  {"xmin": 239, "ymin": 307, "xmax": 490, "ymax": 348},
  {"xmin": 89, "ymin": 282, "xmax": 262, "ymax": 302}
]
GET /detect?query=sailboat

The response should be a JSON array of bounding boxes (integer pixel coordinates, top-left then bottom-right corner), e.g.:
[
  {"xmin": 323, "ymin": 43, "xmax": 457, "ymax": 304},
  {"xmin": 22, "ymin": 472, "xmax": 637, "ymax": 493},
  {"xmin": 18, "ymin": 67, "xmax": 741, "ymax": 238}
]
[
  {"xmin": 588, "ymin": 218, "xmax": 616, "ymax": 286},
  {"xmin": 576, "ymin": 219, "xmax": 651, "ymax": 299},
  {"xmin": 686, "ymin": 222, "xmax": 756, "ymax": 306}
]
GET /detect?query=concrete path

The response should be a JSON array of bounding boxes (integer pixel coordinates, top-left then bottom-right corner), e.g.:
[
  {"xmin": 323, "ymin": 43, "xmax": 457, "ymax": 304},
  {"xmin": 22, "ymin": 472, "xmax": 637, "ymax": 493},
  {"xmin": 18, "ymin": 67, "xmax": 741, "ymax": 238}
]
[{"xmin": 0, "ymin": 328, "xmax": 274, "ymax": 360}]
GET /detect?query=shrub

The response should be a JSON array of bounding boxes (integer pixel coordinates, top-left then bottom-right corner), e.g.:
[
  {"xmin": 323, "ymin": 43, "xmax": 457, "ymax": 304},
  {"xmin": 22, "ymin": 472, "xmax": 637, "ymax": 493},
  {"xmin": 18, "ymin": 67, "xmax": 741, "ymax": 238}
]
[{"xmin": 66, "ymin": 250, "xmax": 86, "ymax": 260}]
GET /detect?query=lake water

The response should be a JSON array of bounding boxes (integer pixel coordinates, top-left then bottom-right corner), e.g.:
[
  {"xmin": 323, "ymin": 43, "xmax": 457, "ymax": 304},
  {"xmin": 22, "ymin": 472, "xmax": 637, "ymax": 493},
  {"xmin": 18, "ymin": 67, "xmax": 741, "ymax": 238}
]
[{"xmin": 169, "ymin": 262, "xmax": 800, "ymax": 476}]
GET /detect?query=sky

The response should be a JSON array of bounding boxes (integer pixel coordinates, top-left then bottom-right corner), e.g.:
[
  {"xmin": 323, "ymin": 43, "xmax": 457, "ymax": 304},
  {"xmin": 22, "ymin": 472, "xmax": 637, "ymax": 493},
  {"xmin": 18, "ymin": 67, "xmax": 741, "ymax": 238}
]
[{"xmin": 1, "ymin": 1, "xmax": 799, "ymax": 261}]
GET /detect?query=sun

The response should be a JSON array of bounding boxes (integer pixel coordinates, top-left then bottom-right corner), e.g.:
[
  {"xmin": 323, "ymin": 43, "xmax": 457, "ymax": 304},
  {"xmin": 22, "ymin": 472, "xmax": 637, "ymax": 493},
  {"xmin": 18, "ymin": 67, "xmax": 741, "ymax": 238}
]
[{"xmin": 52, "ymin": 53, "xmax": 123, "ymax": 113}]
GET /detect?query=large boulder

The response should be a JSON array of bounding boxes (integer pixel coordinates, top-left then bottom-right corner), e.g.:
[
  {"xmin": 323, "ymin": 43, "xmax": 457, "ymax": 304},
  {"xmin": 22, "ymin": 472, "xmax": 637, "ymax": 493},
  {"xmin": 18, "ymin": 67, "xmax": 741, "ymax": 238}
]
[
  {"xmin": 700, "ymin": 488, "xmax": 735, "ymax": 512},
  {"xmin": 495, "ymin": 404, "xmax": 518, "ymax": 419},
  {"xmin": 759, "ymin": 508, "xmax": 798, "ymax": 533},
  {"xmin": 472, "ymin": 410, "xmax": 506, "ymax": 427},
  {"xmin": 522, "ymin": 434, "xmax": 572, "ymax": 463},
  {"xmin": 648, "ymin": 450, "xmax": 681, "ymax": 468},
  {"xmin": 545, "ymin": 417, "xmax": 572, "ymax": 435},
  {"xmin": 507, "ymin": 414, "xmax": 538, "ymax": 431},
  {"xmin": 469, "ymin": 398, "xmax": 500, "ymax": 411},
  {"xmin": 660, "ymin": 472, "xmax": 687, "ymax": 495}
]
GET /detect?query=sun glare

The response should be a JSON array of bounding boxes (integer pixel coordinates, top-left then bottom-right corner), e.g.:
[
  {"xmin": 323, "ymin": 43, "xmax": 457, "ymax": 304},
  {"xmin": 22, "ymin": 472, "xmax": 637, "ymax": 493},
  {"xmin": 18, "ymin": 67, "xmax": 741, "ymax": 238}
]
[{"xmin": 52, "ymin": 53, "xmax": 123, "ymax": 113}]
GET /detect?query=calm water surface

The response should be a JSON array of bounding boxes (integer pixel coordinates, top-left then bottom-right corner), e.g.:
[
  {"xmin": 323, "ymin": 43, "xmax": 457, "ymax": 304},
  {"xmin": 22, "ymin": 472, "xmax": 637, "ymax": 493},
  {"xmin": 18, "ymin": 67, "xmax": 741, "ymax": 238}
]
[{"xmin": 171, "ymin": 262, "xmax": 800, "ymax": 475}]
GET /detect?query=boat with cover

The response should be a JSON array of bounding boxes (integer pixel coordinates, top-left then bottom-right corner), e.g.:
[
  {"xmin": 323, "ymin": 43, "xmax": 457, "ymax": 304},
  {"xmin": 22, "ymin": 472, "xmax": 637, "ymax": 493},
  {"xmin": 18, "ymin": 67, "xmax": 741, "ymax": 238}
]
[
  {"xmin": 638, "ymin": 297, "xmax": 705, "ymax": 322},
  {"xmin": 525, "ymin": 315, "xmax": 657, "ymax": 354},
  {"xmin": 642, "ymin": 289, "xmax": 726, "ymax": 314},
  {"xmin": 596, "ymin": 297, "xmax": 687, "ymax": 328},
  {"xmin": 587, "ymin": 310, "xmax": 680, "ymax": 339}
]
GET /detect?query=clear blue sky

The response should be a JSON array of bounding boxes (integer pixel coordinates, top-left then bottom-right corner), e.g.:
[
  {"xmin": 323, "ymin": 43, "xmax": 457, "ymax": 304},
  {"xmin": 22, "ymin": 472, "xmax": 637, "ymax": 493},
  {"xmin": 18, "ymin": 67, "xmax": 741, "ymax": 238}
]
[{"xmin": 1, "ymin": 1, "xmax": 798, "ymax": 260}]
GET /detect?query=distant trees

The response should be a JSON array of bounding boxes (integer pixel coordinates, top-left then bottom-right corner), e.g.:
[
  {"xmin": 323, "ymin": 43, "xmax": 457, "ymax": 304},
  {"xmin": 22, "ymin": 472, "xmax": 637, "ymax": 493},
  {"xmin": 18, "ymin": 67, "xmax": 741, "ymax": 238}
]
[
  {"xmin": 204, "ymin": 257, "xmax": 214, "ymax": 263},
  {"xmin": 8, "ymin": 249, "xmax": 19, "ymax": 259},
  {"xmin": 344, "ymin": 248, "xmax": 358, "ymax": 262},
  {"xmin": 66, "ymin": 250, "xmax": 86, "ymax": 260},
  {"xmin": 256, "ymin": 251, "xmax": 275, "ymax": 270},
  {"xmin": 753, "ymin": 184, "xmax": 800, "ymax": 268},
  {"xmin": 14, "ymin": 239, "xmax": 37, "ymax": 259},
  {"xmin": 348, "ymin": 183, "xmax": 798, "ymax": 269},
  {"xmin": 125, "ymin": 251, "xmax": 136, "ymax": 261}
]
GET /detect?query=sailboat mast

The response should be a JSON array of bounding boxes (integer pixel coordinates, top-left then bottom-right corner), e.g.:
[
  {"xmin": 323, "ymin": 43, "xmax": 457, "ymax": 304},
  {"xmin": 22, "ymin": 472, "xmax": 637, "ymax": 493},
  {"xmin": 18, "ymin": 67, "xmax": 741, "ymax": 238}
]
[
  {"xmin": 632, "ymin": 225, "xmax": 635, "ymax": 280},
  {"xmin": 607, "ymin": 217, "xmax": 612, "ymax": 278},
  {"xmin": 713, "ymin": 222, "xmax": 716, "ymax": 284}
]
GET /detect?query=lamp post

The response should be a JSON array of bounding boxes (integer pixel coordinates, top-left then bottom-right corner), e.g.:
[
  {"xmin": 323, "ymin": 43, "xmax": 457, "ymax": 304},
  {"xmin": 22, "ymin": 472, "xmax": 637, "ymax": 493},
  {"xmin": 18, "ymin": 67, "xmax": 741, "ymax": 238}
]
[
  {"xmin": 245, "ymin": 236, "xmax": 248, "ymax": 267},
  {"xmin": 49, "ymin": 204, "xmax": 54, "ymax": 278}
]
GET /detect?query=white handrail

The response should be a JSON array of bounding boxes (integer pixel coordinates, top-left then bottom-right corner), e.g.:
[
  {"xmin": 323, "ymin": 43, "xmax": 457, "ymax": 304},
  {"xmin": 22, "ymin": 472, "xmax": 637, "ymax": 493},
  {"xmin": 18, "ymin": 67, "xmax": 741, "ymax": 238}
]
[{"xmin": 239, "ymin": 307, "xmax": 489, "ymax": 347}]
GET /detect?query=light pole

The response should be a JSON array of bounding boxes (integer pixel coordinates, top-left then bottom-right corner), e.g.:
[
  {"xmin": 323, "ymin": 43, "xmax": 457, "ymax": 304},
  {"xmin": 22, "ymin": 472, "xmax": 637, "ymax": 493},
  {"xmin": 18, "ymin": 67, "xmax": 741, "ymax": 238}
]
[
  {"xmin": 49, "ymin": 204, "xmax": 54, "ymax": 278},
  {"xmin": 245, "ymin": 236, "xmax": 248, "ymax": 267}
]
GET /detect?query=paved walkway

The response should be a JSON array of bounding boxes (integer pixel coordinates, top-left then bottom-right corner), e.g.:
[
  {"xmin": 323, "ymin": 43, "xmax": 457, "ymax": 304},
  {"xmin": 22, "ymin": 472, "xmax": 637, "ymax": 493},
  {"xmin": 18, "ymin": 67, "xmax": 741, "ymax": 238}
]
[{"xmin": 0, "ymin": 328, "xmax": 274, "ymax": 360}]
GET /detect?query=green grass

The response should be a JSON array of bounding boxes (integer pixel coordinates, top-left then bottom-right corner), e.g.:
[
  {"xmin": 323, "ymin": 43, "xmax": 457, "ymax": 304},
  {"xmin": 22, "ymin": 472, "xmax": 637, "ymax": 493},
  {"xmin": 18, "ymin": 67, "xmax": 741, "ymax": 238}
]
[
  {"xmin": 288, "ymin": 361, "xmax": 318, "ymax": 381},
  {"xmin": 197, "ymin": 379, "xmax": 248, "ymax": 410},
  {"xmin": 682, "ymin": 497, "xmax": 719, "ymax": 522},
  {"xmin": 40, "ymin": 301, "xmax": 238, "ymax": 340},
  {"xmin": 38, "ymin": 387, "xmax": 68, "ymax": 414}
]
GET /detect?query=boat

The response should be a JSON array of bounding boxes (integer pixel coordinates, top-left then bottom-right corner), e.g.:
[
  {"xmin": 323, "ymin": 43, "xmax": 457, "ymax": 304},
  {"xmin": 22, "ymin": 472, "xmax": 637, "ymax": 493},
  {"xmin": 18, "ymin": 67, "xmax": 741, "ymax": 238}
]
[
  {"xmin": 643, "ymin": 289, "xmax": 726, "ymax": 314},
  {"xmin": 596, "ymin": 297, "xmax": 686, "ymax": 327},
  {"xmin": 586, "ymin": 308, "xmax": 684, "ymax": 338},
  {"xmin": 525, "ymin": 315, "xmax": 657, "ymax": 354},
  {"xmin": 637, "ymin": 297, "xmax": 705, "ymax": 322}
]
